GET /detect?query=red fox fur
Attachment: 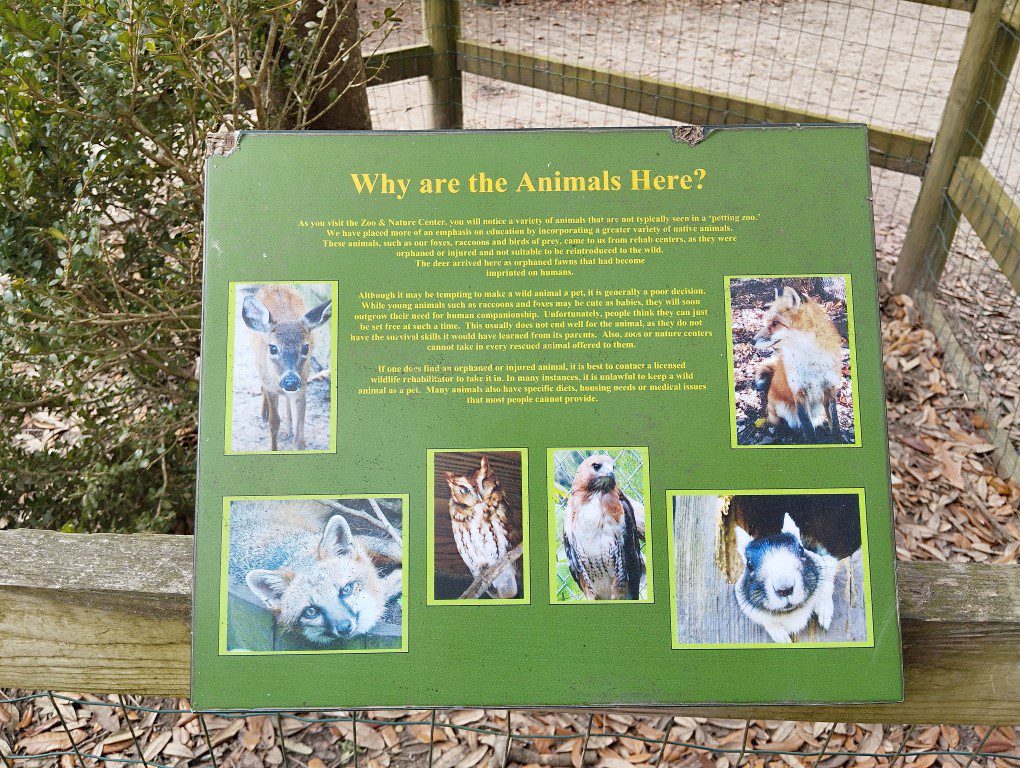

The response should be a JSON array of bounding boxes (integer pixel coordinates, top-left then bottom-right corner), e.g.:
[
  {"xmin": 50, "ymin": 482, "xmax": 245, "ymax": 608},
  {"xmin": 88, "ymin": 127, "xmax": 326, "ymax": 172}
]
[{"xmin": 753, "ymin": 286, "xmax": 845, "ymax": 443}]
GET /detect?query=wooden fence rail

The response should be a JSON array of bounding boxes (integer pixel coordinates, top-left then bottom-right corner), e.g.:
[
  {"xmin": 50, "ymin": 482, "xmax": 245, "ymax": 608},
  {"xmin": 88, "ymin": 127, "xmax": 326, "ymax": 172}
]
[
  {"xmin": 1, "ymin": 529, "xmax": 1018, "ymax": 723},
  {"xmin": 893, "ymin": 0, "xmax": 1019, "ymax": 292}
]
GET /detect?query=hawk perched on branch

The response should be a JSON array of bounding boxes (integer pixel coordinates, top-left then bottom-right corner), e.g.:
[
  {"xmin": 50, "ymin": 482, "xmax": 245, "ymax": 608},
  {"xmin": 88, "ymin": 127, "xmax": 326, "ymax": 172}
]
[{"xmin": 562, "ymin": 454, "xmax": 645, "ymax": 600}]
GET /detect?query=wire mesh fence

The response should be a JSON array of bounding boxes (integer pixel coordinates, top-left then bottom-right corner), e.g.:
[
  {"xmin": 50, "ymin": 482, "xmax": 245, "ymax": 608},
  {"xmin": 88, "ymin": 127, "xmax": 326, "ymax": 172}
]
[
  {"xmin": 367, "ymin": 0, "xmax": 969, "ymax": 223},
  {"xmin": 362, "ymin": 0, "xmax": 1020, "ymax": 478},
  {"xmin": 913, "ymin": 8, "xmax": 1020, "ymax": 478},
  {"xmin": 2, "ymin": 692, "xmax": 1019, "ymax": 768}
]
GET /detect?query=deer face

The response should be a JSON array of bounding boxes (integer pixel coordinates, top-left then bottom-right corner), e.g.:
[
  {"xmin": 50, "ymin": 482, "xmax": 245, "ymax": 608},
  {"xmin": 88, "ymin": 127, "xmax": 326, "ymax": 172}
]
[{"xmin": 243, "ymin": 296, "xmax": 331, "ymax": 392}]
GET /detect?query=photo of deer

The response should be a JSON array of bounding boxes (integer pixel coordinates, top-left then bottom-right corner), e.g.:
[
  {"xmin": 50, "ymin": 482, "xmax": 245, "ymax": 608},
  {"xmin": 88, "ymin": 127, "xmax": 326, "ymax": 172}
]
[{"xmin": 227, "ymin": 282, "xmax": 336, "ymax": 454}]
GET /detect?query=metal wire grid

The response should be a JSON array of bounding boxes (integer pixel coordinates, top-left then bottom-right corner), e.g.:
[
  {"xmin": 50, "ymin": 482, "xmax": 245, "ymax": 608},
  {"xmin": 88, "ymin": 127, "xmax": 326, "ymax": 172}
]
[
  {"xmin": 921, "ymin": 14, "xmax": 1020, "ymax": 476},
  {"xmin": 360, "ymin": 0, "xmax": 1020, "ymax": 471},
  {"xmin": 364, "ymin": 0, "xmax": 970, "ymax": 229},
  {"xmin": 550, "ymin": 448, "xmax": 646, "ymax": 601},
  {"xmin": 1, "ymin": 692, "xmax": 1018, "ymax": 767}
]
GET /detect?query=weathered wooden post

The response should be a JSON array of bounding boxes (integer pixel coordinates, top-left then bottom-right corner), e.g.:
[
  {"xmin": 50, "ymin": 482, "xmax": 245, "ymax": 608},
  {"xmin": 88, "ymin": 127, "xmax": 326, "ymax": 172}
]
[
  {"xmin": 422, "ymin": 0, "xmax": 463, "ymax": 129},
  {"xmin": 892, "ymin": 0, "xmax": 1012, "ymax": 293}
]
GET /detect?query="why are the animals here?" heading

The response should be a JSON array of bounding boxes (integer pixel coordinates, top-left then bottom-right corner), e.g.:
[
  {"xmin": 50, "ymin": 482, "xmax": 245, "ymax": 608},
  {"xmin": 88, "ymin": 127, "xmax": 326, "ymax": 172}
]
[{"xmin": 349, "ymin": 168, "xmax": 710, "ymax": 200}]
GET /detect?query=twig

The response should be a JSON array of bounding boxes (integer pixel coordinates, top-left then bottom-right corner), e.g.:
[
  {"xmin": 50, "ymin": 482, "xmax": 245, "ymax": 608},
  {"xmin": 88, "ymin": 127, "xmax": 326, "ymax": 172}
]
[
  {"xmin": 367, "ymin": 497, "xmax": 402, "ymax": 542},
  {"xmin": 507, "ymin": 746, "xmax": 595, "ymax": 766},
  {"xmin": 460, "ymin": 544, "xmax": 523, "ymax": 599},
  {"xmin": 324, "ymin": 500, "xmax": 402, "ymax": 546}
]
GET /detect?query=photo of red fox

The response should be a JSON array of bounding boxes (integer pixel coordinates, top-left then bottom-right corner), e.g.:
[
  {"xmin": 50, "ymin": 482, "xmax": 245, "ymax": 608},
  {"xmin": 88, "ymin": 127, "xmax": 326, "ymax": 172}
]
[{"xmin": 729, "ymin": 277, "xmax": 857, "ymax": 446}]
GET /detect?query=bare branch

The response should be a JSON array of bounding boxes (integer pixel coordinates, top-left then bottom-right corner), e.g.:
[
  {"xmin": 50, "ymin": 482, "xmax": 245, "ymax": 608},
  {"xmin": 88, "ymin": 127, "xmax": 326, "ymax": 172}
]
[
  {"xmin": 324, "ymin": 500, "xmax": 402, "ymax": 546},
  {"xmin": 460, "ymin": 544, "xmax": 524, "ymax": 600}
]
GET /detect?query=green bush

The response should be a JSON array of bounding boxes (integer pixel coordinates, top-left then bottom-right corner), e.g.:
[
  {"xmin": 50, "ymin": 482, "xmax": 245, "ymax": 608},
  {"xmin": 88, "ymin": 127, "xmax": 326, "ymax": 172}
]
[{"xmin": 0, "ymin": 0, "xmax": 399, "ymax": 532}]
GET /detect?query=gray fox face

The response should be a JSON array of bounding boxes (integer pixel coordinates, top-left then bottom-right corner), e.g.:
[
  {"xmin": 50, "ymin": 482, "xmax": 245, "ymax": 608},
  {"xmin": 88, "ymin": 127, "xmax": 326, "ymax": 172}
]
[
  {"xmin": 242, "ymin": 295, "xmax": 332, "ymax": 392},
  {"xmin": 735, "ymin": 513, "xmax": 820, "ymax": 613},
  {"xmin": 246, "ymin": 516, "xmax": 398, "ymax": 644}
]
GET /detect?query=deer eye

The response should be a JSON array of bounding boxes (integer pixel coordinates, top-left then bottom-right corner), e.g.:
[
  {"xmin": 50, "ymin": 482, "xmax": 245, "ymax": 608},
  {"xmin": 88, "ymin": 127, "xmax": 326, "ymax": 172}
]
[
  {"xmin": 269, "ymin": 344, "xmax": 279, "ymax": 355},
  {"xmin": 302, "ymin": 343, "xmax": 309, "ymax": 355},
  {"xmin": 301, "ymin": 606, "xmax": 320, "ymax": 619}
]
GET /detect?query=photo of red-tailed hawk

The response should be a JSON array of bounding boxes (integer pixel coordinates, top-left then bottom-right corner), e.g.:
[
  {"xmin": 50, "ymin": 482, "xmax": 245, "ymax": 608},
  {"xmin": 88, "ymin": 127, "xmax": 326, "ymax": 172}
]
[{"xmin": 559, "ymin": 452, "xmax": 647, "ymax": 601}]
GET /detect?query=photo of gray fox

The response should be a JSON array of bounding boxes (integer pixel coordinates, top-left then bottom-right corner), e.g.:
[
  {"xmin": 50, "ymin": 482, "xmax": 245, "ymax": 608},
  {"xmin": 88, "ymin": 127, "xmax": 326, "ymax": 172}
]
[{"xmin": 225, "ymin": 497, "xmax": 405, "ymax": 653}]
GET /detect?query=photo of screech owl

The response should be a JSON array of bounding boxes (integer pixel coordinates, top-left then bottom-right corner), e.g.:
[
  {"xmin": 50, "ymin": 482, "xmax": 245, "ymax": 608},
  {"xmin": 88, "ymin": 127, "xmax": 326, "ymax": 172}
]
[{"xmin": 444, "ymin": 456, "xmax": 521, "ymax": 599}]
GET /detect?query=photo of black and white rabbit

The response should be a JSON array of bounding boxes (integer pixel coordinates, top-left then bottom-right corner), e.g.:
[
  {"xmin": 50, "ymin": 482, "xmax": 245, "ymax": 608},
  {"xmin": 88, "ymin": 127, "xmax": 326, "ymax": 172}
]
[{"xmin": 672, "ymin": 492, "xmax": 868, "ymax": 645}]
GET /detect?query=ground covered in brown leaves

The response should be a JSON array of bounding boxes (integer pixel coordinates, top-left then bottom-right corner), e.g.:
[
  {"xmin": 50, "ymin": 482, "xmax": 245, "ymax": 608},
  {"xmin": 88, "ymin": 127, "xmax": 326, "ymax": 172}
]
[
  {"xmin": 875, "ymin": 226, "xmax": 1019, "ymax": 566},
  {"xmin": 3, "ymin": 697, "xmax": 1020, "ymax": 768}
]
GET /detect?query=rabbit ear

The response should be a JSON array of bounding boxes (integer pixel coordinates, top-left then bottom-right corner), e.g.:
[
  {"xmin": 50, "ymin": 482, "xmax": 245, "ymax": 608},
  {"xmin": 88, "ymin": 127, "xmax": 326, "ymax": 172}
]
[
  {"xmin": 782, "ymin": 513, "xmax": 802, "ymax": 541},
  {"xmin": 734, "ymin": 525, "xmax": 752, "ymax": 559}
]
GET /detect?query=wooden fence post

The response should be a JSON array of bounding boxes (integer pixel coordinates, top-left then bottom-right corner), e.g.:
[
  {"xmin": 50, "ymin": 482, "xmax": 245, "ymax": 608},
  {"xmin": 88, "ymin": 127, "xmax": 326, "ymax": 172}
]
[
  {"xmin": 892, "ymin": 0, "xmax": 1010, "ymax": 293},
  {"xmin": 422, "ymin": 0, "xmax": 463, "ymax": 129}
]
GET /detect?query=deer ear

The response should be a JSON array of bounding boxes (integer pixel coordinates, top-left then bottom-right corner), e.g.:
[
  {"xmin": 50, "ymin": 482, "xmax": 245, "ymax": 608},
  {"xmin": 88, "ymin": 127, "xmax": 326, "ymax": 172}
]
[
  {"xmin": 318, "ymin": 514, "xmax": 355, "ymax": 559},
  {"xmin": 242, "ymin": 296, "xmax": 272, "ymax": 333},
  {"xmin": 246, "ymin": 569, "xmax": 292, "ymax": 611},
  {"xmin": 782, "ymin": 286, "xmax": 801, "ymax": 306},
  {"xmin": 782, "ymin": 512, "xmax": 802, "ymax": 541},
  {"xmin": 734, "ymin": 525, "xmax": 752, "ymax": 559},
  {"xmin": 304, "ymin": 299, "xmax": 332, "ymax": 329}
]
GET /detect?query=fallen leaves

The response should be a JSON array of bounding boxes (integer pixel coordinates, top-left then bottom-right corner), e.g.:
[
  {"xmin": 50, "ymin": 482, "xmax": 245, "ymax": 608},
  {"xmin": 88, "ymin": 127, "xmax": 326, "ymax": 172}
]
[{"xmin": 880, "ymin": 282, "xmax": 1019, "ymax": 565}]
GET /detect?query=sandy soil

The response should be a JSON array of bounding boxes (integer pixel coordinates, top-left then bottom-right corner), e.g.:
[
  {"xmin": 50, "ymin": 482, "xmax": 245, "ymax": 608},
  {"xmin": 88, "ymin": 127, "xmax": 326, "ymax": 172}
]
[{"xmin": 230, "ymin": 284, "xmax": 333, "ymax": 453}]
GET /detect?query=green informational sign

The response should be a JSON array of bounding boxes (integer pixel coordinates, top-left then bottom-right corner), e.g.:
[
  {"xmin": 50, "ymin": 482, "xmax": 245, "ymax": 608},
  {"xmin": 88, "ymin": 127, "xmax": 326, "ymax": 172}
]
[{"xmin": 192, "ymin": 126, "xmax": 902, "ymax": 710}]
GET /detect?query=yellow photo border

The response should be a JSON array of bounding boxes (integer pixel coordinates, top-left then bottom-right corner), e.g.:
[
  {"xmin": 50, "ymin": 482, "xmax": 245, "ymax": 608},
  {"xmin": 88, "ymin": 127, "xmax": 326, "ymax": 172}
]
[
  {"xmin": 723, "ymin": 274, "xmax": 862, "ymax": 449},
  {"xmin": 546, "ymin": 446, "xmax": 654, "ymax": 605},
  {"xmin": 426, "ymin": 448, "xmax": 531, "ymax": 606},
  {"xmin": 224, "ymin": 281, "xmax": 339, "ymax": 455},
  {"xmin": 218, "ymin": 493, "xmax": 409, "ymax": 655},
  {"xmin": 666, "ymin": 487, "xmax": 874, "ymax": 649}
]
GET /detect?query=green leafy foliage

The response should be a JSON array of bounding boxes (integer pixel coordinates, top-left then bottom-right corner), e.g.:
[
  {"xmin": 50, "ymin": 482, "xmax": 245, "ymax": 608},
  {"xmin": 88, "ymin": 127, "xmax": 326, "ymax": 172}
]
[{"xmin": 0, "ymin": 0, "xmax": 400, "ymax": 532}]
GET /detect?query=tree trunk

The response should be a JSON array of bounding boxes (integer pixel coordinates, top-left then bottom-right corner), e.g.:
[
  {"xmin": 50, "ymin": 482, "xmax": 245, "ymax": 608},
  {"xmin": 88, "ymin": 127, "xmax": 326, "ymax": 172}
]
[{"xmin": 293, "ymin": 0, "xmax": 373, "ymax": 130}]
